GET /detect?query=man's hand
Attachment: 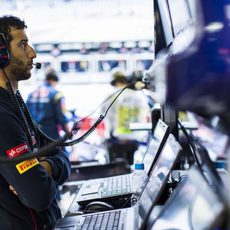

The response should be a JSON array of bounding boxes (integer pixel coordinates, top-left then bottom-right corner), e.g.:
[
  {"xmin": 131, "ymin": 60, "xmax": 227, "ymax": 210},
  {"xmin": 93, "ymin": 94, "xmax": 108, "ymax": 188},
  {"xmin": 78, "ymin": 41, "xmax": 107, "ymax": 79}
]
[{"xmin": 40, "ymin": 160, "xmax": 52, "ymax": 176}]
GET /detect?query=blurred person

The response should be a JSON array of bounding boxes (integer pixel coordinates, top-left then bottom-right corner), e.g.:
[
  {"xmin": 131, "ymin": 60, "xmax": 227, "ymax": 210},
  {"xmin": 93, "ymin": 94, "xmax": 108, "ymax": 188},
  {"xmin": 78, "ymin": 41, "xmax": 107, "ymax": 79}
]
[
  {"xmin": 128, "ymin": 69, "xmax": 156, "ymax": 109},
  {"xmin": 0, "ymin": 15, "xmax": 71, "ymax": 229},
  {"xmin": 26, "ymin": 68, "xmax": 71, "ymax": 140},
  {"xmin": 103, "ymin": 69, "xmax": 151, "ymax": 165}
]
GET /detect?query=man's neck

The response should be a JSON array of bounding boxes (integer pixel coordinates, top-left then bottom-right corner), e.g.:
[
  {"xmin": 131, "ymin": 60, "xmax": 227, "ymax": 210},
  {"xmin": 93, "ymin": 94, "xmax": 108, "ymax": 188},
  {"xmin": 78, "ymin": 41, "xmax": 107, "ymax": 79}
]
[{"xmin": 0, "ymin": 69, "xmax": 18, "ymax": 93}]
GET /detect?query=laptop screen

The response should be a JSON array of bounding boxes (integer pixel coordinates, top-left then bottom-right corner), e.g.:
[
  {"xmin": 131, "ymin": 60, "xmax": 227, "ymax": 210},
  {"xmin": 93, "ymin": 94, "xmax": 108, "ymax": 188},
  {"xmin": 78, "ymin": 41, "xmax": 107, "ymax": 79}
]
[
  {"xmin": 143, "ymin": 119, "xmax": 169, "ymax": 176},
  {"xmin": 149, "ymin": 166, "xmax": 226, "ymax": 230},
  {"xmin": 139, "ymin": 134, "xmax": 181, "ymax": 225}
]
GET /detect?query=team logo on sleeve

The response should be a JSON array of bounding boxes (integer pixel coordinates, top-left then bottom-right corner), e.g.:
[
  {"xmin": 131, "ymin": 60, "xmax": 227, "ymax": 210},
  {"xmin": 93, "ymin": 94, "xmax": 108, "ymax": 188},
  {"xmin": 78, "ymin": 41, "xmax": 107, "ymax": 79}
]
[
  {"xmin": 6, "ymin": 143, "xmax": 29, "ymax": 158},
  {"xmin": 16, "ymin": 158, "xmax": 39, "ymax": 174}
]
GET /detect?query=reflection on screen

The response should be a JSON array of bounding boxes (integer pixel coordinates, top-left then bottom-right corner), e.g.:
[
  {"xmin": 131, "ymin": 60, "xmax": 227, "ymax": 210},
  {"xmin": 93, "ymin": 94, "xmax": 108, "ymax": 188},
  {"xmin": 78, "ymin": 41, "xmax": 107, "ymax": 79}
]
[
  {"xmin": 168, "ymin": 0, "xmax": 192, "ymax": 37},
  {"xmin": 139, "ymin": 135, "xmax": 180, "ymax": 220},
  {"xmin": 151, "ymin": 167, "xmax": 224, "ymax": 230},
  {"xmin": 143, "ymin": 121, "xmax": 167, "ymax": 174},
  {"xmin": 158, "ymin": 0, "xmax": 174, "ymax": 46}
]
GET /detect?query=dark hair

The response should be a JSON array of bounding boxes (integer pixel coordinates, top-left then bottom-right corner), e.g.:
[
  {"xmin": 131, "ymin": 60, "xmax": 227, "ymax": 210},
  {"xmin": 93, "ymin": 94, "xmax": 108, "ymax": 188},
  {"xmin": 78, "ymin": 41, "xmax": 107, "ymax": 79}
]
[
  {"xmin": 46, "ymin": 71, "xmax": 59, "ymax": 82},
  {"xmin": 0, "ymin": 15, "xmax": 27, "ymax": 47},
  {"xmin": 110, "ymin": 70, "xmax": 128, "ymax": 86}
]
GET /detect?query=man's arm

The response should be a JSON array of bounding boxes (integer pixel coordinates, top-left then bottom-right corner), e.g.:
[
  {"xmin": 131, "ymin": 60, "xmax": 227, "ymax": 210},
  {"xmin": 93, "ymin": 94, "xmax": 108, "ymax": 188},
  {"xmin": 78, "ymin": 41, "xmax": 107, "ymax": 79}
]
[
  {"xmin": 40, "ymin": 147, "xmax": 71, "ymax": 185},
  {"xmin": 0, "ymin": 113, "xmax": 70, "ymax": 211}
]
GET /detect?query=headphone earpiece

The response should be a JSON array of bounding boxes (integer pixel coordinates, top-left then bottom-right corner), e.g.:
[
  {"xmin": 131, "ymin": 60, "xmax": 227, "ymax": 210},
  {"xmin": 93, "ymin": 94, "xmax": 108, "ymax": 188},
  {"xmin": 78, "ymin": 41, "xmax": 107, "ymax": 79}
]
[{"xmin": 0, "ymin": 33, "xmax": 10, "ymax": 69}]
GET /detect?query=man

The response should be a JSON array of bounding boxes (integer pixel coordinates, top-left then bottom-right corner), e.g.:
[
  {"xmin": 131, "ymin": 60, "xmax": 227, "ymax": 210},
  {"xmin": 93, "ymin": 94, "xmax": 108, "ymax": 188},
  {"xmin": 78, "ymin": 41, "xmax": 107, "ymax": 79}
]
[
  {"xmin": 0, "ymin": 15, "xmax": 71, "ymax": 229},
  {"xmin": 26, "ymin": 68, "xmax": 70, "ymax": 140},
  {"xmin": 104, "ymin": 69, "xmax": 151, "ymax": 165}
]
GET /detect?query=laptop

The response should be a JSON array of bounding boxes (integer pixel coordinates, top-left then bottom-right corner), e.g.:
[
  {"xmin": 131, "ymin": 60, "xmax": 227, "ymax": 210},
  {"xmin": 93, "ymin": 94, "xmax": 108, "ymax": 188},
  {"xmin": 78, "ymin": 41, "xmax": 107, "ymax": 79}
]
[
  {"xmin": 54, "ymin": 134, "xmax": 182, "ymax": 230},
  {"xmin": 147, "ymin": 166, "xmax": 226, "ymax": 230},
  {"xmin": 70, "ymin": 119, "xmax": 170, "ymax": 208},
  {"xmin": 191, "ymin": 135, "xmax": 229, "ymax": 186}
]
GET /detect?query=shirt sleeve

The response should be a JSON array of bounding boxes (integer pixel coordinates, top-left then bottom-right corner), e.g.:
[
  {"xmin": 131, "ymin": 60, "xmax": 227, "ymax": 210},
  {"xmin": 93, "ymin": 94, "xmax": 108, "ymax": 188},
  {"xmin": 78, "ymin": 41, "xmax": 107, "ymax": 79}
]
[
  {"xmin": 43, "ymin": 147, "xmax": 71, "ymax": 185},
  {"xmin": 0, "ymin": 112, "xmax": 65, "ymax": 211}
]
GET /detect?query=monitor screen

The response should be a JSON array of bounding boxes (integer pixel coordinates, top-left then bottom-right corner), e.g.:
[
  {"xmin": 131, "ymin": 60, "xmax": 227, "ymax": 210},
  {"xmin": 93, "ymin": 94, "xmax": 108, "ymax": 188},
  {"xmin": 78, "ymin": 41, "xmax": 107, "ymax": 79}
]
[
  {"xmin": 139, "ymin": 134, "xmax": 181, "ymax": 223},
  {"xmin": 157, "ymin": 0, "xmax": 174, "ymax": 46},
  {"xmin": 167, "ymin": 0, "xmax": 192, "ymax": 37},
  {"xmin": 143, "ymin": 119, "xmax": 169, "ymax": 175},
  {"xmin": 192, "ymin": 124, "xmax": 229, "ymax": 160},
  {"xmin": 150, "ymin": 166, "xmax": 225, "ymax": 230}
]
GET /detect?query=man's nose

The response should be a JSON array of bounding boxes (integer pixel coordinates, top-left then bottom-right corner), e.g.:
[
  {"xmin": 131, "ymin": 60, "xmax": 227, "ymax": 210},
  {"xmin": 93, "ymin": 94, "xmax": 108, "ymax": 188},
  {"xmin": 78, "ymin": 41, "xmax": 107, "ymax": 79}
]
[{"xmin": 28, "ymin": 45, "xmax": 37, "ymax": 59}]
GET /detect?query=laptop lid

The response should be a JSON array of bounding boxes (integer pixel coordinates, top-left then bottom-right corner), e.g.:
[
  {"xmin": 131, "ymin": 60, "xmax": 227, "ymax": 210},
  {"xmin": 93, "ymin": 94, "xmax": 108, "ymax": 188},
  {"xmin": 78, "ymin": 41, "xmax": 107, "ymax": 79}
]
[
  {"xmin": 148, "ymin": 166, "xmax": 226, "ymax": 230},
  {"xmin": 143, "ymin": 119, "xmax": 170, "ymax": 176},
  {"xmin": 139, "ymin": 133, "xmax": 182, "ymax": 229},
  {"xmin": 189, "ymin": 137, "xmax": 228, "ymax": 204}
]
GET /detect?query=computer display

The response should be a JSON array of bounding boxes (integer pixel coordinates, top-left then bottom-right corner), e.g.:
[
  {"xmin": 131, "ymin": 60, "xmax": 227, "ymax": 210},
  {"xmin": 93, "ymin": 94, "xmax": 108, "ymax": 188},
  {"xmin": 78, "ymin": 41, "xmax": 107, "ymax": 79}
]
[
  {"xmin": 167, "ymin": 0, "xmax": 192, "ymax": 37},
  {"xmin": 139, "ymin": 134, "xmax": 181, "ymax": 225},
  {"xmin": 190, "ymin": 137, "xmax": 228, "ymax": 199},
  {"xmin": 149, "ymin": 166, "xmax": 226, "ymax": 230},
  {"xmin": 142, "ymin": 119, "xmax": 169, "ymax": 175},
  {"xmin": 192, "ymin": 123, "xmax": 229, "ymax": 160},
  {"xmin": 157, "ymin": 0, "xmax": 174, "ymax": 47}
]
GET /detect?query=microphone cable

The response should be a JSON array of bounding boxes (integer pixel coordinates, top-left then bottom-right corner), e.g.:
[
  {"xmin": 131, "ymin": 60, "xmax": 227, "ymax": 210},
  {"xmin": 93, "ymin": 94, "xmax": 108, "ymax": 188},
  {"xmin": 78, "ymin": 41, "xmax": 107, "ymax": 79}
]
[
  {"xmin": 20, "ymin": 81, "xmax": 137, "ymax": 146},
  {"xmin": 177, "ymin": 119, "xmax": 202, "ymax": 169},
  {"xmin": 0, "ymin": 80, "xmax": 139, "ymax": 163},
  {"xmin": 0, "ymin": 134, "xmax": 69, "ymax": 163},
  {"xmin": 63, "ymin": 82, "xmax": 135, "ymax": 146}
]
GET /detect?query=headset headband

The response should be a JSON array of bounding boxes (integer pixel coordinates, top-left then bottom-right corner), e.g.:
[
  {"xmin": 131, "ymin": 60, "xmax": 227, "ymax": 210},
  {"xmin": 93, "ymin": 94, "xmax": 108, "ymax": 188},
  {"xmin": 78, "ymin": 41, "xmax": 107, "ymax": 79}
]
[{"xmin": 0, "ymin": 33, "xmax": 10, "ymax": 68}]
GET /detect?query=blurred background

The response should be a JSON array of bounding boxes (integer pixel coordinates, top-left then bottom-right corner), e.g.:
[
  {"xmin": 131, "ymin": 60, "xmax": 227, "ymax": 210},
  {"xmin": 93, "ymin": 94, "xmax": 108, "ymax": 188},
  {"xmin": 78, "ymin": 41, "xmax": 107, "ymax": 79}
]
[
  {"xmin": 1, "ymin": 0, "xmax": 155, "ymax": 163},
  {"xmin": 1, "ymin": 0, "xmax": 154, "ymax": 113}
]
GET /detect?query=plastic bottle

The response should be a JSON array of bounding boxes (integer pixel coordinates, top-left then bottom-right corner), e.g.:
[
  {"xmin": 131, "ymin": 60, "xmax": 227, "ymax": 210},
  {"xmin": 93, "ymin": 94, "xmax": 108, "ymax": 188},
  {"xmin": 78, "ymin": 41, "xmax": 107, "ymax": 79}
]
[{"xmin": 131, "ymin": 162, "xmax": 148, "ymax": 206}]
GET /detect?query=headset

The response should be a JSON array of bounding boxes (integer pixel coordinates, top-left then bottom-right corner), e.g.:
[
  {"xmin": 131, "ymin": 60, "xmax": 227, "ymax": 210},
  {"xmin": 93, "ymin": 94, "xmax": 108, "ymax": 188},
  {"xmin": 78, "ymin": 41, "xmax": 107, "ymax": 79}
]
[{"xmin": 0, "ymin": 33, "xmax": 10, "ymax": 69}]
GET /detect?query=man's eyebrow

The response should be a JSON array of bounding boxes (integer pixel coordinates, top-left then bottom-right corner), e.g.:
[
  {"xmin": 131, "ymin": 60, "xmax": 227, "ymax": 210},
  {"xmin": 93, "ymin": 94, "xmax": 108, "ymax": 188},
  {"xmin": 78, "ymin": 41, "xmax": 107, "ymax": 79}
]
[{"xmin": 18, "ymin": 39, "xmax": 28, "ymax": 45}]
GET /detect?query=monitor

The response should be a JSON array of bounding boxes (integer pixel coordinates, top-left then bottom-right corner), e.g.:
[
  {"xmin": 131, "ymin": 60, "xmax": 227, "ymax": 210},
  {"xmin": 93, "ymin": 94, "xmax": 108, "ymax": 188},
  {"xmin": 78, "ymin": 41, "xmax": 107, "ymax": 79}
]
[
  {"xmin": 140, "ymin": 134, "xmax": 182, "ymax": 228},
  {"xmin": 190, "ymin": 137, "xmax": 228, "ymax": 200},
  {"xmin": 157, "ymin": 0, "xmax": 174, "ymax": 47},
  {"xmin": 142, "ymin": 119, "xmax": 170, "ymax": 176},
  {"xmin": 167, "ymin": 0, "xmax": 192, "ymax": 37},
  {"xmin": 149, "ymin": 166, "xmax": 226, "ymax": 230}
]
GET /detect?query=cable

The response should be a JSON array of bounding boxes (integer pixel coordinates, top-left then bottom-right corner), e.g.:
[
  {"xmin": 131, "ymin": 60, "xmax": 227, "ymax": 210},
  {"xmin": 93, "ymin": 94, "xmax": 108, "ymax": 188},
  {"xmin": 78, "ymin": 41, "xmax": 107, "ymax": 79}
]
[
  {"xmin": 0, "ymin": 76, "xmax": 137, "ymax": 162},
  {"xmin": 71, "ymin": 85, "xmax": 132, "ymax": 123},
  {"xmin": 64, "ymin": 114, "xmax": 105, "ymax": 146},
  {"xmin": 60, "ymin": 82, "xmax": 135, "ymax": 146},
  {"xmin": 16, "ymin": 90, "xmax": 57, "ymax": 143},
  {"xmin": 20, "ymin": 81, "xmax": 135, "ymax": 146},
  {"xmin": 178, "ymin": 119, "xmax": 202, "ymax": 169},
  {"xmin": 0, "ymin": 134, "xmax": 69, "ymax": 163}
]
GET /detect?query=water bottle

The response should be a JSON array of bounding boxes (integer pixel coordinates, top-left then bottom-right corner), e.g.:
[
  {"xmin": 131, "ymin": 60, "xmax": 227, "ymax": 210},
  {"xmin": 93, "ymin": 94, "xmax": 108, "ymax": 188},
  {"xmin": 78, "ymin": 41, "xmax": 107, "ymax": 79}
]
[{"xmin": 131, "ymin": 162, "xmax": 148, "ymax": 206}]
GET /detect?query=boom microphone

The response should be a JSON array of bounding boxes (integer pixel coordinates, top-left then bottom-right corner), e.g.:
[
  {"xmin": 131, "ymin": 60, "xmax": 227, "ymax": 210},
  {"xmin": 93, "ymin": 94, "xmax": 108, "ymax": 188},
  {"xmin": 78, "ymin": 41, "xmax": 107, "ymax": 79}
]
[{"xmin": 32, "ymin": 63, "xmax": 41, "ymax": 69}]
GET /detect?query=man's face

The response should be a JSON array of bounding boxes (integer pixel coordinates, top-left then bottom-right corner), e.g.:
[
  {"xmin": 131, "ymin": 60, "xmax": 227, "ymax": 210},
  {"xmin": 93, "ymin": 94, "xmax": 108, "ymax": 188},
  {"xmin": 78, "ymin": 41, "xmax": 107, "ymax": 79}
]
[{"xmin": 6, "ymin": 28, "xmax": 37, "ymax": 81}]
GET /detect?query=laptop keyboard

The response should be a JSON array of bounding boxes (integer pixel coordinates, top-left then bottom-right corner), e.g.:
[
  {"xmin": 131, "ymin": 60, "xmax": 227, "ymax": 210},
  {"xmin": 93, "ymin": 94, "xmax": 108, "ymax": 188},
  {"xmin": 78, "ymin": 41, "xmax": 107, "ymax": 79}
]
[
  {"xmin": 100, "ymin": 175, "xmax": 131, "ymax": 197},
  {"xmin": 77, "ymin": 210, "xmax": 121, "ymax": 230}
]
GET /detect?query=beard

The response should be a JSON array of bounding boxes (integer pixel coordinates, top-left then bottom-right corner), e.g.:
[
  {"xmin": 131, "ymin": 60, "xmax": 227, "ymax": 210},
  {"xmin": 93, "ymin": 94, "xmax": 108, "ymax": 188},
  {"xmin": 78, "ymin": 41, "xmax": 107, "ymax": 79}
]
[{"xmin": 9, "ymin": 57, "xmax": 32, "ymax": 81}]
